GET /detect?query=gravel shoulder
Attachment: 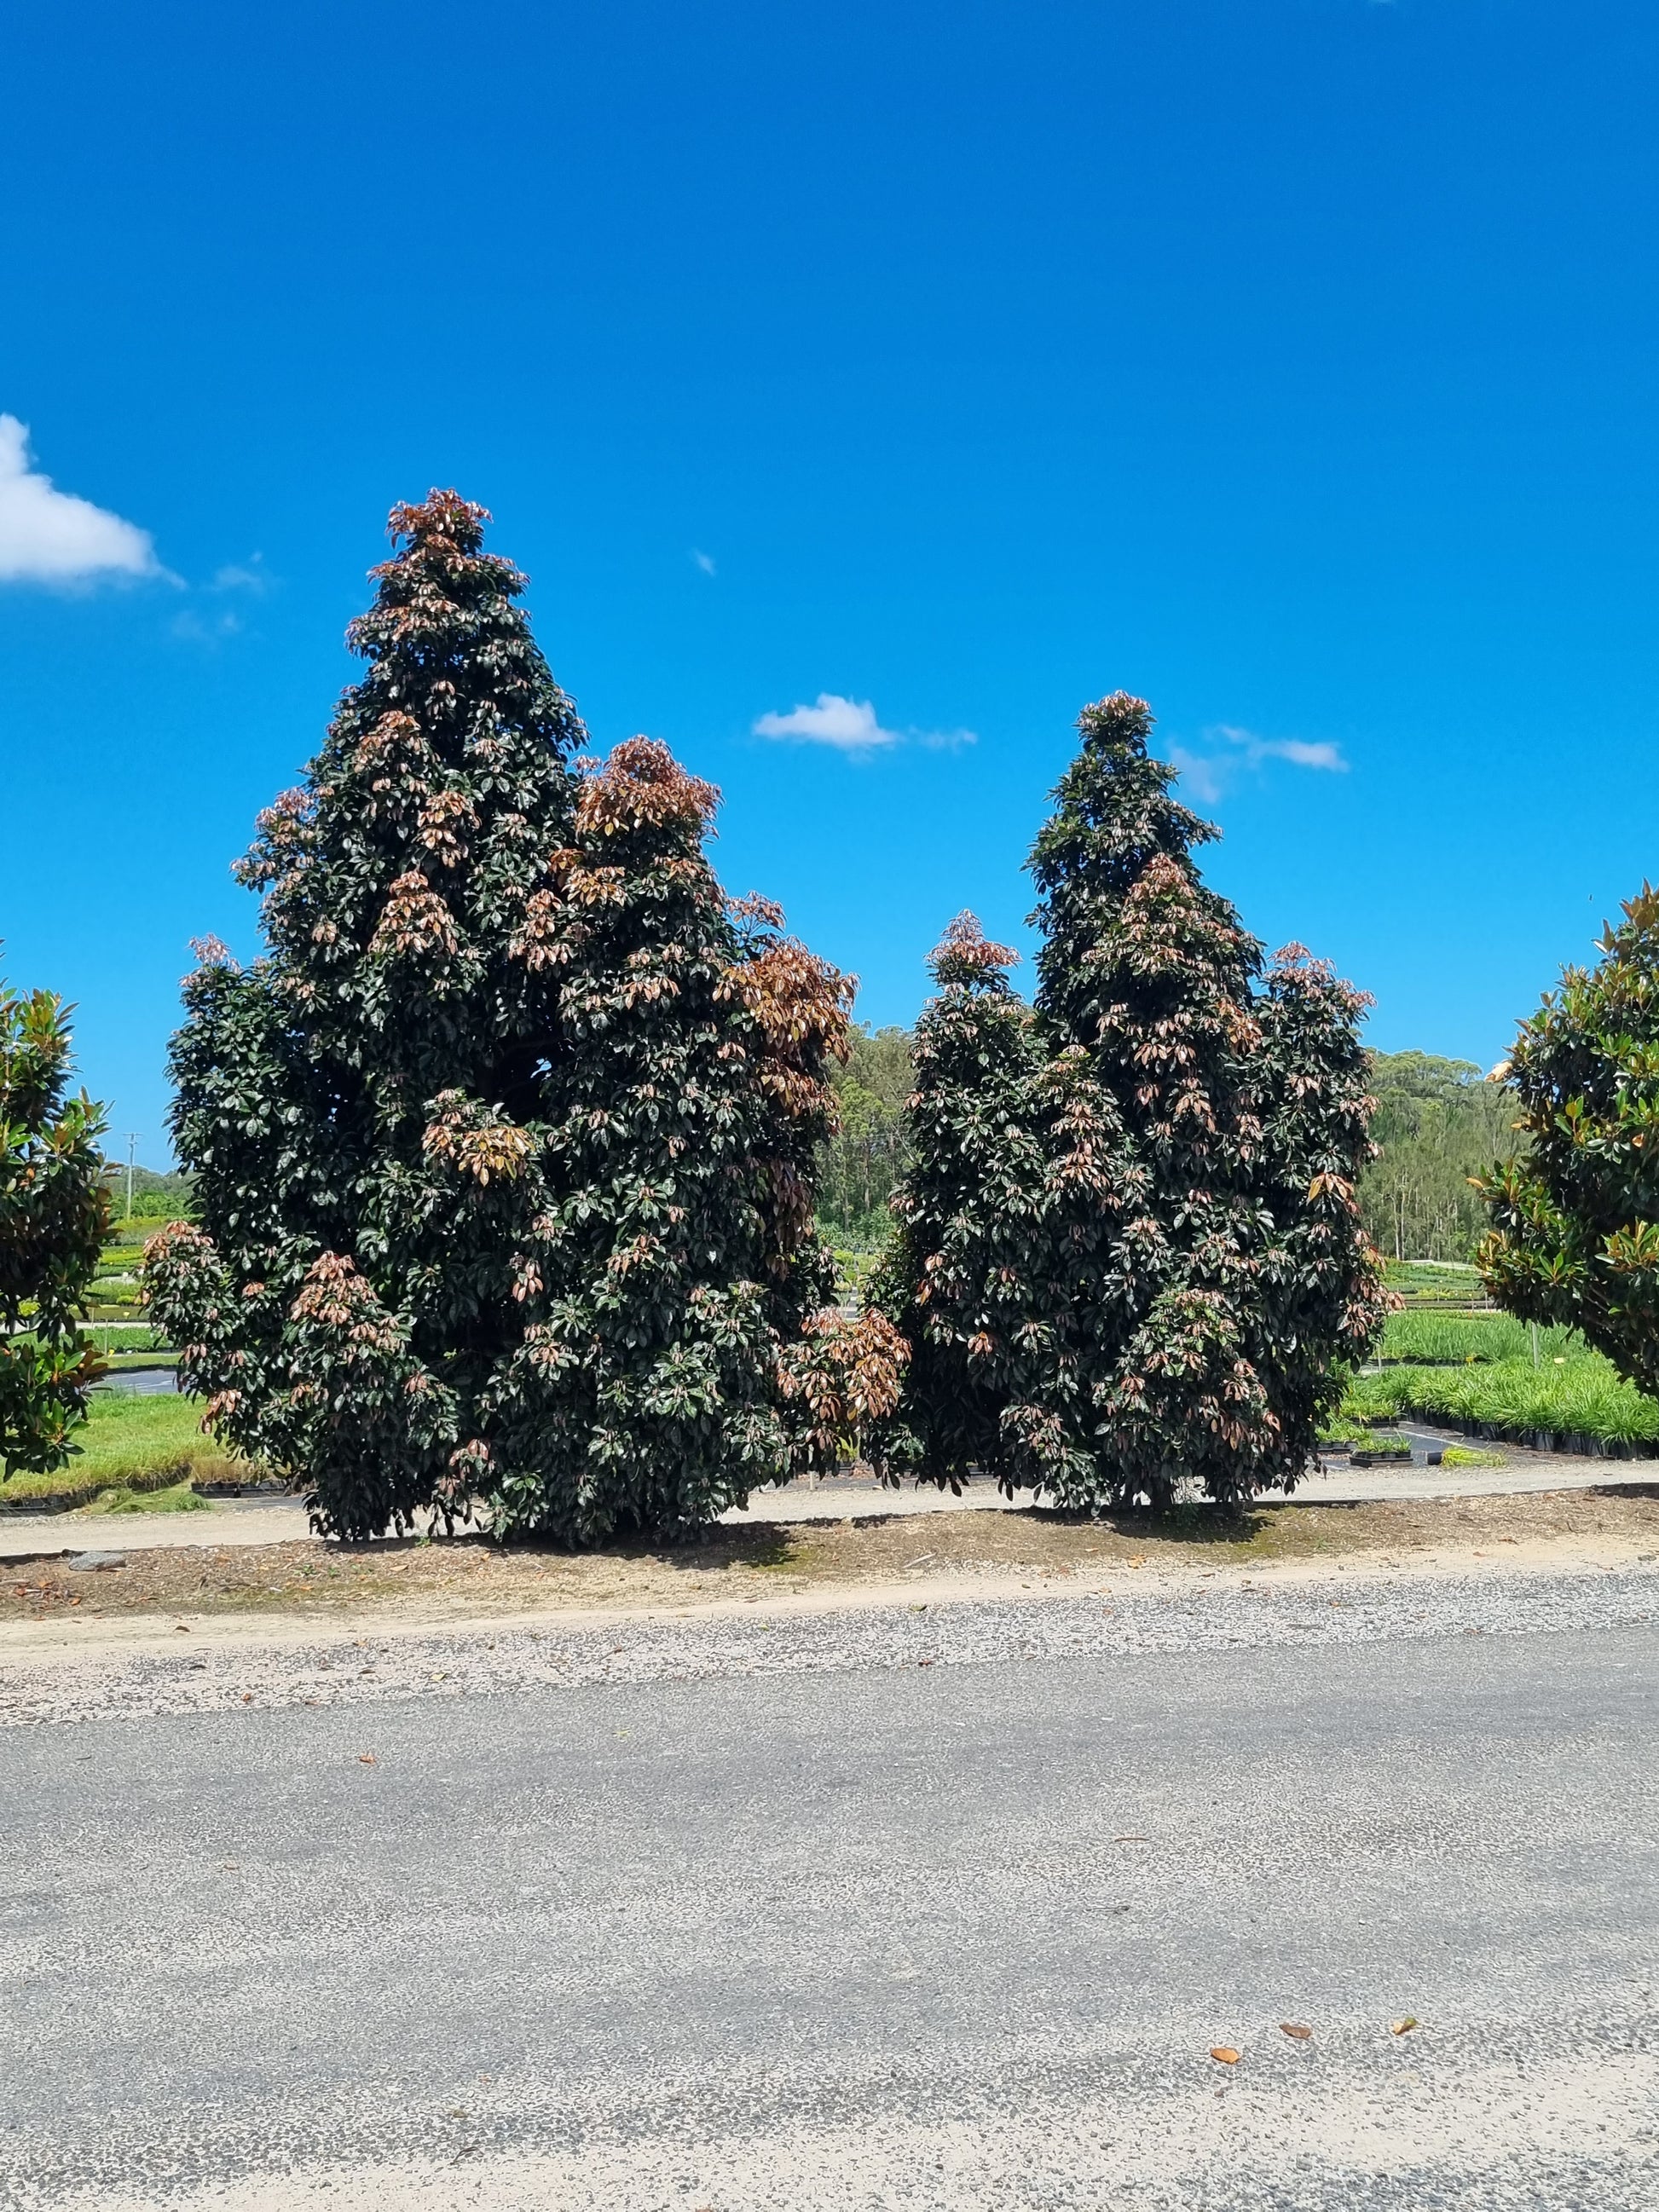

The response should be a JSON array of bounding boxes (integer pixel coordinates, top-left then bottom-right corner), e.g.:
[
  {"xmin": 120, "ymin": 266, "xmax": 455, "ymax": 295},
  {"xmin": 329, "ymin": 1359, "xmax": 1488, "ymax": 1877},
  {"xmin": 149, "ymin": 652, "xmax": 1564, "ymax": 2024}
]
[
  {"xmin": 4, "ymin": 1487, "xmax": 1657, "ymax": 1656},
  {"xmin": 3, "ymin": 1501, "xmax": 1656, "ymax": 1730}
]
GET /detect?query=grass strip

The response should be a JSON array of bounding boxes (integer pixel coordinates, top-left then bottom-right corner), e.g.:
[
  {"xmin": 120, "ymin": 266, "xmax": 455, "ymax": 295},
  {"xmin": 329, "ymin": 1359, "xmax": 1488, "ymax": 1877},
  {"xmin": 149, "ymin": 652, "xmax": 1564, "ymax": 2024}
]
[{"xmin": 0, "ymin": 1393, "xmax": 251, "ymax": 1509}]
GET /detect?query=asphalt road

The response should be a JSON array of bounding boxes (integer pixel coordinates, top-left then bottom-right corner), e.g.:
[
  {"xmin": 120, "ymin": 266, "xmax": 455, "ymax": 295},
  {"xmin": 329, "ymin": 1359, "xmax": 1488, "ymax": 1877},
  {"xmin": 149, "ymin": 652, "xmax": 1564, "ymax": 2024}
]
[{"xmin": 4, "ymin": 1585, "xmax": 1657, "ymax": 2210}]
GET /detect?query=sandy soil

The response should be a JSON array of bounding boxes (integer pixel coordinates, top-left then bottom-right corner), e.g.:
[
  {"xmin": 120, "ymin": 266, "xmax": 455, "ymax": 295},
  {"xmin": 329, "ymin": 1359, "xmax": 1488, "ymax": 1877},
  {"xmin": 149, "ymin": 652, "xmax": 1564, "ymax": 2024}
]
[{"xmin": 4, "ymin": 1487, "xmax": 1657, "ymax": 1656}]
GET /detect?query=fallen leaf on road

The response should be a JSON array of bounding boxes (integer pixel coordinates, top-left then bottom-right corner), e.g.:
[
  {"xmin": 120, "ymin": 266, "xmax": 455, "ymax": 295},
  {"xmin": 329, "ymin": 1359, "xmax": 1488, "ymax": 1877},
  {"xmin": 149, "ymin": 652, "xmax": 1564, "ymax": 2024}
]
[
  {"xmin": 1280, "ymin": 2023, "xmax": 1313, "ymax": 2041},
  {"xmin": 1210, "ymin": 2047, "xmax": 1240, "ymax": 2065},
  {"xmin": 241, "ymin": 1694, "xmax": 253, "ymax": 1705},
  {"xmin": 357, "ymin": 1753, "xmax": 378, "ymax": 1766},
  {"xmin": 1390, "ymin": 2017, "xmax": 1419, "ymax": 2036}
]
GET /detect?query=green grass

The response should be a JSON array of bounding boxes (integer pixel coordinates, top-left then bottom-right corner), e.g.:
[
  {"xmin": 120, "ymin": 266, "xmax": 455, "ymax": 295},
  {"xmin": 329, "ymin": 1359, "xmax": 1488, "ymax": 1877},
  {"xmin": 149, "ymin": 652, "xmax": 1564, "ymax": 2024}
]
[
  {"xmin": 78, "ymin": 1480, "xmax": 213, "ymax": 1516},
  {"xmin": 0, "ymin": 1391, "xmax": 248, "ymax": 1508},
  {"xmin": 1345, "ymin": 1349, "xmax": 1659, "ymax": 1451}
]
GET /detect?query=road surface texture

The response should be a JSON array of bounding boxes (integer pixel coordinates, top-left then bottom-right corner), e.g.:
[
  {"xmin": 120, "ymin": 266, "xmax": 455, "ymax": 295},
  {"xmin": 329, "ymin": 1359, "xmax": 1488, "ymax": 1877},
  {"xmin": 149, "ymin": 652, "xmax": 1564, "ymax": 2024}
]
[{"xmin": 3, "ymin": 1564, "xmax": 1656, "ymax": 2210}]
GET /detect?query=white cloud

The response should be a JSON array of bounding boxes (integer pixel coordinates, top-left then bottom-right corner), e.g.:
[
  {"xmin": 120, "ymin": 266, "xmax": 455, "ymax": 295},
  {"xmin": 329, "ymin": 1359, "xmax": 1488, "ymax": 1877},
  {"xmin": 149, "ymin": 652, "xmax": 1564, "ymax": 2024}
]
[
  {"xmin": 753, "ymin": 692, "xmax": 979, "ymax": 756},
  {"xmin": 0, "ymin": 414, "xmax": 160, "ymax": 584},
  {"xmin": 754, "ymin": 693, "xmax": 901, "ymax": 751},
  {"xmin": 691, "ymin": 548, "xmax": 717, "ymax": 577},
  {"xmin": 1174, "ymin": 721, "xmax": 1348, "ymax": 800}
]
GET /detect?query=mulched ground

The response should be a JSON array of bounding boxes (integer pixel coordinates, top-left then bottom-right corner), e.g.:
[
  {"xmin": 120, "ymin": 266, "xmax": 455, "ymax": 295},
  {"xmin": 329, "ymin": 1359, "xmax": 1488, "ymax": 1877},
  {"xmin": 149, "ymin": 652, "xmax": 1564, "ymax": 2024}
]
[{"xmin": 5, "ymin": 1486, "xmax": 1658, "ymax": 1626}]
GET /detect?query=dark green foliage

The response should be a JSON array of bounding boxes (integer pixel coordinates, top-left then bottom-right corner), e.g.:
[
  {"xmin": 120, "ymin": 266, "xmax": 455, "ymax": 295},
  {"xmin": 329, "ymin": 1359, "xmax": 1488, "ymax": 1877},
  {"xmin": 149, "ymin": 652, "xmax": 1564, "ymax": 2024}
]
[
  {"xmin": 145, "ymin": 492, "xmax": 849, "ymax": 1542},
  {"xmin": 874, "ymin": 694, "xmax": 1389, "ymax": 1508},
  {"xmin": 477, "ymin": 746, "xmax": 850, "ymax": 1542},
  {"xmin": 869, "ymin": 915, "xmax": 1134, "ymax": 1493},
  {"xmin": 0, "ymin": 967, "xmax": 110, "ymax": 1476},
  {"xmin": 1478, "ymin": 883, "xmax": 1659, "ymax": 1397},
  {"xmin": 1359, "ymin": 1051, "xmax": 1517, "ymax": 1262},
  {"xmin": 816, "ymin": 1024, "xmax": 914, "ymax": 1245}
]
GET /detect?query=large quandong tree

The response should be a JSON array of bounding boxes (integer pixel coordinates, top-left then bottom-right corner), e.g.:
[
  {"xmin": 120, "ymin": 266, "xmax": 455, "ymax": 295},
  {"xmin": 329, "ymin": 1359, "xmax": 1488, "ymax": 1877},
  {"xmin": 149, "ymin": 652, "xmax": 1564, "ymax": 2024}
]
[
  {"xmin": 873, "ymin": 694, "xmax": 1388, "ymax": 1509},
  {"xmin": 146, "ymin": 491, "xmax": 850, "ymax": 1542},
  {"xmin": 1477, "ymin": 884, "xmax": 1659, "ymax": 1394},
  {"xmin": 0, "ymin": 967, "xmax": 110, "ymax": 1478}
]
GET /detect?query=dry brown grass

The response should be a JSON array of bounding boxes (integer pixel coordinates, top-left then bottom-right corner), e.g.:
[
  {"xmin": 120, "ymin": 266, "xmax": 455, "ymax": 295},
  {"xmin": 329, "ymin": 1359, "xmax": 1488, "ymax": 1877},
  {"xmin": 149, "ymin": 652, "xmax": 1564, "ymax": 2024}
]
[{"xmin": 5, "ymin": 1486, "xmax": 1657, "ymax": 1627}]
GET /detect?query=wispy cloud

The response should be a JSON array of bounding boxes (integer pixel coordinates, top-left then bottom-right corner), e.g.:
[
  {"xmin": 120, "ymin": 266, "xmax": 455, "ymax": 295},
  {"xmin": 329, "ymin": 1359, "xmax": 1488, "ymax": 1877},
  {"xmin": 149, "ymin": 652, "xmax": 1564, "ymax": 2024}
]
[
  {"xmin": 171, "ymin": 607, "xmax": 244, "ymax": 645},
  {"xmin": 754, "ymin": 691, "xmax": 977, "ymax": 756},
  {"xmin": 211, "ymin": 554, "xmax": 275, "ymax": 595},
  {"xmin": 0, "ymin": 414, "xmax": 162, "ymax": 585},
  {"xmin": 691, "ymin": 548, "xmax": 717, "ymax": 577},
  {"xmin": 1172, "ymin": 721, "xmax": 1348, "ymax": 801}
]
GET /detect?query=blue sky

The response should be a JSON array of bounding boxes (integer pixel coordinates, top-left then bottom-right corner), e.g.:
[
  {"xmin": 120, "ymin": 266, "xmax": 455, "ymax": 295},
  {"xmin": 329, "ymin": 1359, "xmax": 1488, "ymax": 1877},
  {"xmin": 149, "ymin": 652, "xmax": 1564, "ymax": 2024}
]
[{"xmin": 3, "ymin": 0, "xmax": 1656, "ymax": 1166}]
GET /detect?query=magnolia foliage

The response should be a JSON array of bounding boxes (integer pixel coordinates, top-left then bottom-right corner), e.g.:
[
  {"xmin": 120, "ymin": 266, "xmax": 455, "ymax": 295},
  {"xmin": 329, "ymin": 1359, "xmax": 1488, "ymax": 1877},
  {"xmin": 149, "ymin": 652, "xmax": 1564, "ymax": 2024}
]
[
  {"xmin": 0, "ymin": 972, "xmax": 109, "ymax": 1476},
  {"xmin": 1478, "ymin": 884, "xmax": 1659, "ymax": 1395},
  {"xmin": 872, "ymin": 694, "xmax": 1389, "ymax": 1509},
  {"xmin": 145, "ymin": 492, "xmax": 852, "ymax": 1542}
]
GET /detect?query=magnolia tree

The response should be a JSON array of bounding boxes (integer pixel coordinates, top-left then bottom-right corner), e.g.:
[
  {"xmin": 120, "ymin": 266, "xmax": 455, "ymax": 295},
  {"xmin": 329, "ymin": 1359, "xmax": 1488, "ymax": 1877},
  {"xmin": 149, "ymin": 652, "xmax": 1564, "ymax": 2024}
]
[
  {"xmin": 146, "ymin": 491, "xmax": 852, "ymax": 1542},
  {"xmin": 1, "ymin": 969, "xmax": 109, "ymax": 1476},
  {"xmin": 873, "ymin": 694, "xmax": 1389, "ymax": 1509},
  {"xmin": 1478, "ymin": 884, "xmax": 1659, "ymax": 1394}
]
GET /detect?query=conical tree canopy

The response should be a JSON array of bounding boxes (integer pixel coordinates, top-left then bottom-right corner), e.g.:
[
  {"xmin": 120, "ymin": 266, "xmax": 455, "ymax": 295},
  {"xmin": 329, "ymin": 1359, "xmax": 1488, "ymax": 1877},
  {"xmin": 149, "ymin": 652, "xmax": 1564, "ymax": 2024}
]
[
  {"xmin": 876, "ymin": 694, "xmax": 1387, "ymax": 1507},
  {"xmin": 147, "ymin": 492, "xmax": 850, "ymax": 1540}
]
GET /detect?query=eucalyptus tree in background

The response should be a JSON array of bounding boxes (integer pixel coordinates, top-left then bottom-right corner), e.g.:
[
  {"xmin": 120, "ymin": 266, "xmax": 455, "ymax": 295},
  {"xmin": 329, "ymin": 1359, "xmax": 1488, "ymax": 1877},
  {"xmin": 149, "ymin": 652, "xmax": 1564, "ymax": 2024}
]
[
  {"xmin": 146, "ymin": 491, "xmax": 851, "ymax": 1542},
  {"xmin": 875, "ymin": 695, "xmax": 1390, "ymax": 1509},
  {"xmin": 0, "ymin": 966, "xmax": 110, "ymax": 1476},
  {"xmin": 1478, "ymin": 884, "xmax": 1659, "ymax": 1396}
]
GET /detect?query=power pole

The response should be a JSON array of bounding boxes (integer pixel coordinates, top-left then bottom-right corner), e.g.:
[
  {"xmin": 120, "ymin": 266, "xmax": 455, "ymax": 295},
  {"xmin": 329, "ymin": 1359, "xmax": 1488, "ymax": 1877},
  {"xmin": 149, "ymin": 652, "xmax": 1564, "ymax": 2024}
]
[{"xmin": 125, "ymin": 1133, "xmax": 136, "ymax": 1222}]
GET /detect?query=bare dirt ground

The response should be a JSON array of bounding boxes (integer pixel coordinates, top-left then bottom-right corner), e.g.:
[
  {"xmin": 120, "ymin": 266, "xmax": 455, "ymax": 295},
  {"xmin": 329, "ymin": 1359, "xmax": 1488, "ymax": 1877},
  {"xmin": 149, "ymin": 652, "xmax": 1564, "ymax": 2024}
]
[{"xmin": 5, "ymin": 1485, "xmax": 1657, "ymax": 1643}]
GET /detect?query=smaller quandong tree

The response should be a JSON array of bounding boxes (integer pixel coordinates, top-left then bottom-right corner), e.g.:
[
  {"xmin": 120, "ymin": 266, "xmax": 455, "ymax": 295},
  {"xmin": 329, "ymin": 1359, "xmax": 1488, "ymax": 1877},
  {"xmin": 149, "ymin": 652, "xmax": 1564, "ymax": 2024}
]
[
  {"xmin": 874, "ymin": 696, "xmax": 1390, "ymax": 1509},
  {"xmin": 0, "ymin": 967, "xmax": 110, "ymax": 1477},
  {"xmin": 1477, "ymin": 884, "xmax": 1659, "ymax": 1395},
  {"xmin": 867, "ymin": 915, "xmax": 1137, "ymax": 1495}
]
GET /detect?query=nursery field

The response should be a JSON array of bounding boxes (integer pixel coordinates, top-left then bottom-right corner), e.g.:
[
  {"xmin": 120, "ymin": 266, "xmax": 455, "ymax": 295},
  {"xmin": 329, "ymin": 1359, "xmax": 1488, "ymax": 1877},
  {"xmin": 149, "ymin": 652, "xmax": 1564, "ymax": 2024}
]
[
  {"xmin": 1353, "ymin": 1302, "xmax": 1659, "ymax": 1453},
  {"xmin": 1380, "ymin": 1258, "xmax": 1491, "ymax": 1308}
]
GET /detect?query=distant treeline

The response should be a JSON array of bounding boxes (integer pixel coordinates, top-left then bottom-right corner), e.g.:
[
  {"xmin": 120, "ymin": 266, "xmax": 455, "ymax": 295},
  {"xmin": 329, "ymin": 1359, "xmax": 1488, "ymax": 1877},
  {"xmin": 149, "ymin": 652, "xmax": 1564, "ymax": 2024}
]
[
  {"xmin": 817, "ymin": 1026, "xmax": 915, "ymax": 1246},
  {"xmin": 1356, "ymin": 1050, "xmax": 1517, "ymax": 1264},
  {"xmin": 101, "ymin": 1162, "xmax": 196, "ymax": 1222},
  {"xmin": 119, "ymin": 1041, "xmax": 1510, "ymax": 1260},
  {"xmin": 818, "ymin": 1032, "xmax": 1516, "ymax": 1265}
]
